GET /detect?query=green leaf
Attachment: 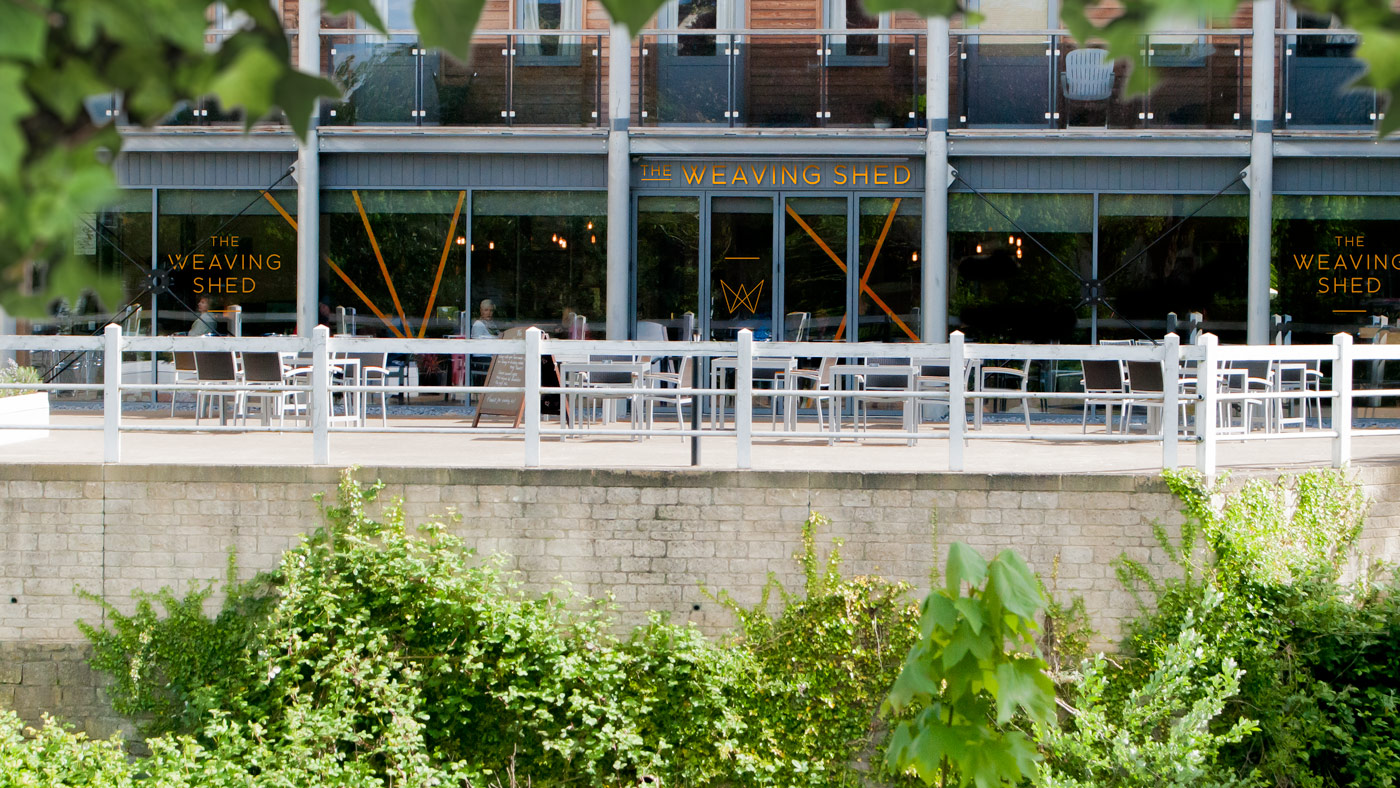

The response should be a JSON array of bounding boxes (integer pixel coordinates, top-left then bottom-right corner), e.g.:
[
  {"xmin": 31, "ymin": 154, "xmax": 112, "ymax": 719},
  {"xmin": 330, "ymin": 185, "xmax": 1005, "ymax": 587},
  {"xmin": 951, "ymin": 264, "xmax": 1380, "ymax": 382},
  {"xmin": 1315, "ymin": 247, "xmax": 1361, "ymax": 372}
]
[
  {"xmin": 992, "ymin": 658, "xmax": 1054, "ymax": 726},
  {"xmin": 0, "ymin": 1, "xmax": 47, "ymax": 62},
  {"xmin": 987, "ymin": 550, "xmax": 1043, "ymax": 623},
  {"xmin": 209, "ymin": 46, "xmax": 285, "ymax": 124},
  {"xmin": 26, "ymin": 58, "xmax": 109, "ymax": 125},
  {"xmin": 596, "ymin": 0, "xmax": 670, "ymax": 39},
  {"xmin": 274, "ymin": 70, "xmax": 341, "ymax": 140},
  {"xmin": 954, "ymin": 597, "xmax": 985, "ymax": 635},
  {"xmin": 921, "ymin": 593, "xmax": 958, "ymax": 637},
  {"xmin": 945, "ymin": 542, "xmax": 987, "ymax": 596},
  {"xmin": 414, "ymin": 0, "xmax": 489, "ymax": 62},
  {"xmin": 0, "ymin": 64, "xmax": 34, "ymax": 179},
  {"xmin": 862, "ymin": 0, "xmax": 960, "ymax": 16}
]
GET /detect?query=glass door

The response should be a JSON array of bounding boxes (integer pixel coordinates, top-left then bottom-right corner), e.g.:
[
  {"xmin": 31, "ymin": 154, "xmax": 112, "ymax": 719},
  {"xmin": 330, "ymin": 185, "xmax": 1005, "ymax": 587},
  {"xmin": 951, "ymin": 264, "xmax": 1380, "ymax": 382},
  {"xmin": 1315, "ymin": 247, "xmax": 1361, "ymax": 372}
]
[
  {"xmin": 783, "ymin": 196, "xmax": 851, "ymax": 341},
  {"xmin": 707, "ymin": 196, "xmax": 775, "ymax": 340}
]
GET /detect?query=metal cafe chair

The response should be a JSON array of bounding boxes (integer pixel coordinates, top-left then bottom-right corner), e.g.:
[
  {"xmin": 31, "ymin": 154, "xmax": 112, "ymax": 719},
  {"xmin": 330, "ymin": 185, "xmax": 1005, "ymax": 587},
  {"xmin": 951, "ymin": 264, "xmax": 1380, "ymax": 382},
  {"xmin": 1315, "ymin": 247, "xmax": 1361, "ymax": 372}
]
[
  {"xmin": 170, "ymin": 350, "xmax": 197, "ymax": 416},
  {"xmin": 193, "ymin": 351, "xmax": 240, "ymax": 426},
  {"xmin": 1080, "ymin": 359, "xmax": 1126, "ymax": 433}
]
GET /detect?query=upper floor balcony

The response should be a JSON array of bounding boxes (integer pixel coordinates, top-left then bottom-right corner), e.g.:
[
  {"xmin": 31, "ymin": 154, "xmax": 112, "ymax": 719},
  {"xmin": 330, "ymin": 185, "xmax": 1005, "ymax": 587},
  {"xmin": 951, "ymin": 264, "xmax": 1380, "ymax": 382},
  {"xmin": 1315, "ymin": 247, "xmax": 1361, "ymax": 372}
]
[{"xmin": 107, "ymin": 23, "xmax": 1385, "ymax": 136}]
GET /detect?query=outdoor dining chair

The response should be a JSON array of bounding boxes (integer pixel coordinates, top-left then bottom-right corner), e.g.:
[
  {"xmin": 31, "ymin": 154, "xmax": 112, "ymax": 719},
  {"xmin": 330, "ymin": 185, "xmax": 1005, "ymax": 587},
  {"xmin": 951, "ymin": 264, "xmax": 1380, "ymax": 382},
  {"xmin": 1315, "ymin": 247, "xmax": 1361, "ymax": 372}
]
[
  {"xmin": 1080, "ymin": 359, "xmax": 1126, "ymax": 432},
  {"xmin": 193, "ymin": 351, "xmax": 239, "ymax": 426}
]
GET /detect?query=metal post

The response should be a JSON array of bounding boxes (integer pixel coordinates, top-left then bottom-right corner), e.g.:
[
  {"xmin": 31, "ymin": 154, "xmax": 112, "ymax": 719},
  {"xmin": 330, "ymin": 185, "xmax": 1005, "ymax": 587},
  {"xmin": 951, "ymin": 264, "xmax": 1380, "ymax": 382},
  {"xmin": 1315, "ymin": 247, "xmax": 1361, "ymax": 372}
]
[
  {"xmin": 525, "ymin": 327, "xmax": 542, "ymax": 467},
  {"xmin": 690, "ymin": 350, "xmax": 702, "ymax": 466},
  {"xmin": 1161, "ymin": 332, "xmax": 1180, "ymax": 469},
  {"xmin": 605, "ymin": 22, "xmax": 632, "ymax": 339},
  {"xmin": 948, "ymin": 330, "xmax": 965, "ymax": 471},
  {"xmin": 1332, "ymin": 332, "xmax": 1352, "ymax": 468},
  {"xmin": 1195, "ymin": 333, "xmax": 1218, "ymax": 475},
  {"xmin": 924, "ymin": 16, "xmax": 950, "ymax": 342},
  {"xmin": 311, "ymin": 325, "xmax": 330, "ymax": 464},
  {"xmin": 736, "ymin": 329, "xmax": 753, "ymax": 469},
  {"xmin": 1246, "ymin": 0, "xmax": 1276, "ymax": 344},
  {"xmin": 103, "ymin": 324, "xmax": 121, "ymax": 463},
  {"xmin": 296, "ymin": 0, "xmax": 321, "ymax": 337}
]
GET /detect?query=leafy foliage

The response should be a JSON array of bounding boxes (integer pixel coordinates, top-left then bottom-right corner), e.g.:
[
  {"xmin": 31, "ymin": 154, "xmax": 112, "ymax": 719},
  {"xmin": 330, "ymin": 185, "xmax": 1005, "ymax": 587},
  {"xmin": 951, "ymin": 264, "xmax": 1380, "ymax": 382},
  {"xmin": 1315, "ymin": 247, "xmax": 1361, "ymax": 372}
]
[
  {"xmin": 1038, "ymin": 592, "xmax": 1264, "ymax": 788},
  {"xmin": 1101, "ymin": 468, "xmax": 1400, "ymax": 788},
  {"xmin": 884, "ymin": 542, "xmax": 1055, "ymax": 788},
  {"xmin": 0, "ymin": 361, "xmax": 41, "ymax": 397},
  {"xmin": 78, "ymin": 471, "xmax": 925, "ymax": 786}
]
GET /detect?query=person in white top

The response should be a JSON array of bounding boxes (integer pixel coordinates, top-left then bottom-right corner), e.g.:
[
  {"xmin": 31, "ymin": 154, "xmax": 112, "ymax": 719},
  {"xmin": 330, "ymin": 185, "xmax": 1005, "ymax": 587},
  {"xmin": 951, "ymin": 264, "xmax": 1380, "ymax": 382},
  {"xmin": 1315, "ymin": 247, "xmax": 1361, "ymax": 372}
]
[
  {"xmin": 471, "ymin": 299, "xmax": 499, "ymax": 339},
  {"xmin": 188, "ymin": 297, "xmax": 218, "ymax": 337}
]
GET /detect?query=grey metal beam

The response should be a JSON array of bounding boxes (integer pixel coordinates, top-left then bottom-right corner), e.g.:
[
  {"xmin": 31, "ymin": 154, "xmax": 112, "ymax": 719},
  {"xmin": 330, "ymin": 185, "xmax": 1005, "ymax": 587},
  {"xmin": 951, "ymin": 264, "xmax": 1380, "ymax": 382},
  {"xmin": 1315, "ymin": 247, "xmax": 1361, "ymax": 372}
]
[
  {"xmin": 296, "ymin": 0, "xmax": 319, "ymax": 337},
  {"xmin": 1246, "ymin": 0, "xmax": 1276, "ymax": 345},
  {"xmin": 629, "ymin": 132, "xmax": 926, "ymax": 157},
  {"xmin": 119, "ymin": 130, "xmax": 298, "ymax": 152},
  {"xmin": 318, "ymin": 129, "xmax": 609, "ymax": 155},
  {"xmin": 1273, "ymin": 137, "xmax": 1400, "ymax": 157},
  {"xmin": 924, "ymin": 15, "xmax": 949, "ymax": 343},
  {"xmin": 606, "ymin": 23, "xmax": 631, "ymax": 339},
  {"xmin": 948, "ymin": 134, "xmax": 1250, "ymax": 158}
]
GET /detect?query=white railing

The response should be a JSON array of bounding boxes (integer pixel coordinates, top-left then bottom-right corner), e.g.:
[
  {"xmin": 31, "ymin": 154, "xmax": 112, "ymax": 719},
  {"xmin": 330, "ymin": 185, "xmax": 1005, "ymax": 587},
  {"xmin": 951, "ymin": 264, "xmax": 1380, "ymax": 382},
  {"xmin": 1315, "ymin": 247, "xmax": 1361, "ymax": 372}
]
[{"xmin": 1, "ymin": 325, "xmax": 1398, "ymax": 473}]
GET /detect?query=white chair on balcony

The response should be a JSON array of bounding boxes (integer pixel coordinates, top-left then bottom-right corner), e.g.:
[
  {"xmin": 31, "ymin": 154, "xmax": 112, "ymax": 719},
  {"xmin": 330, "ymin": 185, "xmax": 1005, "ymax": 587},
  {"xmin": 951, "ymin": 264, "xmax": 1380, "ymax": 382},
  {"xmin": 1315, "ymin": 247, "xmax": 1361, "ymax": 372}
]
[{"xmin": 1063, "ymin": 47, "xmax": 1114, "ymax": 127}]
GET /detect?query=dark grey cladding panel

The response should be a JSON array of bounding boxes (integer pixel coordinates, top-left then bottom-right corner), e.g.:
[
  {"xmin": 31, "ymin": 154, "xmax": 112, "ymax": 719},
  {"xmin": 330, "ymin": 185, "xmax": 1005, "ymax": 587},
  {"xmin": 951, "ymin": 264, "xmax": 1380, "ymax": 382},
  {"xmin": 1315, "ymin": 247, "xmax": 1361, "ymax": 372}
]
[
  {"xmin": 1275, "ymin": 158, "xmax": 1400, "ymax": 195},
  {"xmin": 115, "ymin": 152, "xmax": 296, "ymax": 188},
  {"xmin": 320, "ymin": 154, "xmax": 607, "ymax": 188},
  {"xmin": 949, "ymin": 157, "xmax": 1250, "ymax": 193}
]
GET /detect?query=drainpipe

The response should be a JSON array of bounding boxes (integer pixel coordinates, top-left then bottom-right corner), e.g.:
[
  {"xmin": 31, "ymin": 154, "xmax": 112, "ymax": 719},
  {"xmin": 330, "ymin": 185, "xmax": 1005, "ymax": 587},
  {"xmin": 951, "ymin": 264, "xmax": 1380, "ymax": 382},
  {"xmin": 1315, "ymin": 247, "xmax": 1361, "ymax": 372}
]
[
  {"xmin": 1246, "ymin": 0, "xmax": 1276, "ymax": 344},
  {"xmin": 923, "ymin": 17, "xmax": 950, "ymax": 342},
  {"xmin": 606, "ymin": 22, "xmax": 632, "ymax": 339},
  {"xmin": 296, "ymin": 0, "xmax": 321, "ymax": 337}
]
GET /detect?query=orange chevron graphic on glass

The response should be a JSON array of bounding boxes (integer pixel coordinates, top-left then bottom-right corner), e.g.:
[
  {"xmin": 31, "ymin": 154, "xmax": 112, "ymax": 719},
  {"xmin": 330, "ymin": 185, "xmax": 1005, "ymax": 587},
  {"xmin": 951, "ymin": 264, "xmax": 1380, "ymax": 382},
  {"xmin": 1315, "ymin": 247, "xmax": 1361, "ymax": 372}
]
[{"xmin": 719, "ymin": 279, "xmax": 764, "ymax": 314}]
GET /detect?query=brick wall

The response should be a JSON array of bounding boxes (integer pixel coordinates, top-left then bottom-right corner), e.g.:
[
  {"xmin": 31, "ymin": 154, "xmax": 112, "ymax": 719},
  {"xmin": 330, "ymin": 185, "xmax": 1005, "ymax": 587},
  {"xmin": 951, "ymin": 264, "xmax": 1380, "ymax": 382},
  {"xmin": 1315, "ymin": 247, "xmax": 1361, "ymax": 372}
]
[{"xmin": 3, "ymin": 462, "xmax": 1399, "ymax": 738}]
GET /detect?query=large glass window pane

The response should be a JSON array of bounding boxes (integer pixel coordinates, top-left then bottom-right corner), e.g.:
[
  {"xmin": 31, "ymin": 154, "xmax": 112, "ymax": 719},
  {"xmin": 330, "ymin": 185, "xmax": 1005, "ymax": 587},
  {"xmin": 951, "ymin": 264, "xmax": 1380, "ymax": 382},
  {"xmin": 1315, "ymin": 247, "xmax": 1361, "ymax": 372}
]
[
  {"xmin": 156, "ymin": 190, "xmax": 298, "ymax": 336},
  {"xmin": 784, "ymin": 197, "xmax": 848, "ymax": 342},
  {"xmin": 322, "ymin": 190, "xmax": 468, "ymax": 338},
  {"xmin": 858, "ymin": 197, "xmax": 921, "ymax": 342},
  {"xmin": 470, "ymin": 191, "xmax": 606, "ymax": 336},
  {"xmin": 710, "ymin": 196, "xmax": 774, "ymax": 340},
  {"xmin": 32, "ymin": 191, "xmax": 152, "ymax": 337},
  {"xmin": 1098, "ymin": 194, "xmax": 1248, "ymax": 342},
  {"xmin": 637, "ymin": 196, "xmax": 700, "ymax": 338},
  {"xmin": 1274, "ymin": 196, "xmax": 1400, "ymax": 343},
  {"xmin": 949, "ymin": 193, "xmax": 1091, "ymax": 342}
]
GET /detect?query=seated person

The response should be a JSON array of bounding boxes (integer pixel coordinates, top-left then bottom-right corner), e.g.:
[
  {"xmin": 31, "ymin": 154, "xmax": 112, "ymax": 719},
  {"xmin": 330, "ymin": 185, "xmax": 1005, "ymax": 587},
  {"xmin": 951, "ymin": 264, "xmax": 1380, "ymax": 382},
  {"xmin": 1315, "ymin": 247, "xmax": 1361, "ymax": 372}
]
[{"xmin": 471, "ymin": 299, "xmax": 500, "ymax": 339}]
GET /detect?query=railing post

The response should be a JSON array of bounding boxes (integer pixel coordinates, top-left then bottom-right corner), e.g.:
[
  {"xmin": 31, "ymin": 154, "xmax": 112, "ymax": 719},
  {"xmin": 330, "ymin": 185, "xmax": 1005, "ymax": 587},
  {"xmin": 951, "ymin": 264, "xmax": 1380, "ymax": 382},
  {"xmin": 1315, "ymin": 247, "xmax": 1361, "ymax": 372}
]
[
  {"xmin": 1332, "ymin": 332, "xmax": 1353, "ymax": 468},
  {"xmin": 229, "ymin": 304, "xmax": 242, "ymax": 337},
  {"xmin": 1161, "ymin": 332, "xmax": 1180, "ymax": 470},
  {"xmin": 311, "ymin": 325, "xmax": 330, "ymax": 465},
  {"xmin": 103, "ymin": 324, "xmax": 121, "ymax": 463},
  {"xmin": 736, "ymin": 329, "xmax": 753, "ymax": 469},
  {"xmin": 1195, "ymin": 333, "xmax": 1218, "ymax": 475},
  {"xmin": 949, "ymin": 331, "xmax": 965, "ymax": 471},
  {"xmin": 525, "ymin": 327, "xmax": 542, "ymax": 467}
]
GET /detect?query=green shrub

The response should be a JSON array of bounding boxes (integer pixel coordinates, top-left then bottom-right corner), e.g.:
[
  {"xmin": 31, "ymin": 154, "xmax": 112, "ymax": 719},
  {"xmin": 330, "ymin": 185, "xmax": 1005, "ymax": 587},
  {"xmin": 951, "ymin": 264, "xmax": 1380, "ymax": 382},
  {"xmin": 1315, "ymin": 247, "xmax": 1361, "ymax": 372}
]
[
  {"xmin": 1107, "ymin": 468, "xmax": 1400, "ymax": 788},
  {"xmin": 0, "ymin": 362, "xmax": 40, "ymax": 397},
  {"xmin": 79, "ymin": 470, "xmax": 927, "ymax": 787}
]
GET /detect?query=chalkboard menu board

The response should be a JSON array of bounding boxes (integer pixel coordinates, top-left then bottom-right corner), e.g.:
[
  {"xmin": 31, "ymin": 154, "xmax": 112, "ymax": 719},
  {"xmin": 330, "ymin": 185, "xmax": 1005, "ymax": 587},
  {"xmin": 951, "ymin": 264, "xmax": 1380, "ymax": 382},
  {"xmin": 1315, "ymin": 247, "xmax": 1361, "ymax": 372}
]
[{"xmin": 472, "ymin": 354, "xmax": 562, "ymax": 427}]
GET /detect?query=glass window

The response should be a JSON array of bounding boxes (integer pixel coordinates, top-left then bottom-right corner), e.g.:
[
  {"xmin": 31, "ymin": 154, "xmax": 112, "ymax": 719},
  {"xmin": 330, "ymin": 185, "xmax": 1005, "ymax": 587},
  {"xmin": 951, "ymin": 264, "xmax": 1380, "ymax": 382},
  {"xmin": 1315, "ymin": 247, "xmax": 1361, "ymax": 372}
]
[
  {"xmin": 1274, "ymin": 196, "xmax": 1400, "ymax": 343},
  {"xmin": 659, "ymin": 0, "xmax": 741, "ymax": 57},
  {"xmin": 517, "ymin": 0, "xmax": 581, "ymax": 57},
  {"xmin": 321, "ymin": 190, "xmax": 468, "ymax": 338},
  {"xmin": 784, "ymin": 197, "xmax": 848, "ymax": 342},
  {"xmin": 32, "ymin": 191, "xmax": 152, "ymax": 337},
  {"xmin": 949, "ymin": 193, "xmax": 1091, "ymax": 342},
  {"xmin": 827, "ymin": 0, "xmax": 887, "ymax": 59},
  {"xmin": 156, "ymin": 190, "xmax": 298, "ymax": 336},
  {"xmin": 636, "ymin": 196, "xmax": 700, "ymax": 338},
  {"xmin": 1098, "ymin": 194, "xmax": 1248, "ymax": 342},
  {"xmin": 470, "ymin": 191, "xmax": 606, "ymax": 337},
  {"xmin": 858, "ymin": 197, "xmax": 921, "ymax": 342}
]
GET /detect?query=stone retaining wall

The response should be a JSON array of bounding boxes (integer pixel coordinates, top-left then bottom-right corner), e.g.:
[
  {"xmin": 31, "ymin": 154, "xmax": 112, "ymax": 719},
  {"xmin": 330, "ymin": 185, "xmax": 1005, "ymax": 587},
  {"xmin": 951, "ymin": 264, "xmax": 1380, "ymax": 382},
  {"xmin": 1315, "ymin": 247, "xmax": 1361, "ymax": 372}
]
[{"xmin": 3, "ymin": 462, "xmax": 1399, "ymax": 738}]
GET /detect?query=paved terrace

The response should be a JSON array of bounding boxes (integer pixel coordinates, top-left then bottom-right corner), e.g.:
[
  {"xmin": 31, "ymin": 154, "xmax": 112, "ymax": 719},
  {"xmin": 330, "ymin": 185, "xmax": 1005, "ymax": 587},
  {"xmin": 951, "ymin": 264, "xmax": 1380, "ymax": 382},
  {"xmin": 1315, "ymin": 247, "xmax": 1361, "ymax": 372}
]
[{"xmin": 6, "ymin": 411, "xmax": 1400, "ymax": 474}]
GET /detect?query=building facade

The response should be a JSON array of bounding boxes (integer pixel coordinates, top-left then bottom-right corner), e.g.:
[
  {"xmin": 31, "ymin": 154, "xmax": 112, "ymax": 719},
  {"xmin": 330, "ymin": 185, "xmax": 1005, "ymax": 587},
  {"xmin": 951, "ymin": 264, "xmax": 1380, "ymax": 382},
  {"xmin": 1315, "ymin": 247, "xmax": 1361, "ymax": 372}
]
[{"xmin": 49, "ymin": 0, "xmax": 1400, "ymax": 346}]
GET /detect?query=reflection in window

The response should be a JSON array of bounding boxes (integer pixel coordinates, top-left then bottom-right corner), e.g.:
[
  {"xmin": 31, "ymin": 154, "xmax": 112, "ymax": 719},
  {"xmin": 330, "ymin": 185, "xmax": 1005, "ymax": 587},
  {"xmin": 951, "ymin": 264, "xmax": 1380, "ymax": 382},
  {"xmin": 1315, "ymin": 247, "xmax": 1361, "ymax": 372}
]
[
  {"xmin": 949, "ymin": 193, "xmax": 1091, "ymax": 342},
  {"xmin": 1273, "ymin": 196, "xmax": 1400, "ymax": 343},
  {"xmin": 519, "ymin": 0, "xmax": 581, "ymax": 56},
  {"xmin": 659, "ymin": 0, "xmax": 739, "ymax": 57},
  {"xmin": 858, "ymin": 197, "xmax": 921, "ymax": 342},
  {"xmin": 32, "ymin": 191, "xmax": 152, "ymax": 338},
  {"xmin": 827, "ymin": 0, "xmax": 885, "ymax": 58},
  {"xmin": 321, "ymin": 190, "xmax": 466, "ymax": 338},
  {"xmin": 156, "ymin": 190, "xmax": 299, "ymax": 337},
  {"xmin": 1098, "ymin": 194, "xmax": 1247, "ymax": 342},
  {"xmin": 470, "ymin": 191, "xmax": 606, "ymax": 337},
  {"xmin": 636, "ymin": 196, "xmax": 700, "ymax": 338}
]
